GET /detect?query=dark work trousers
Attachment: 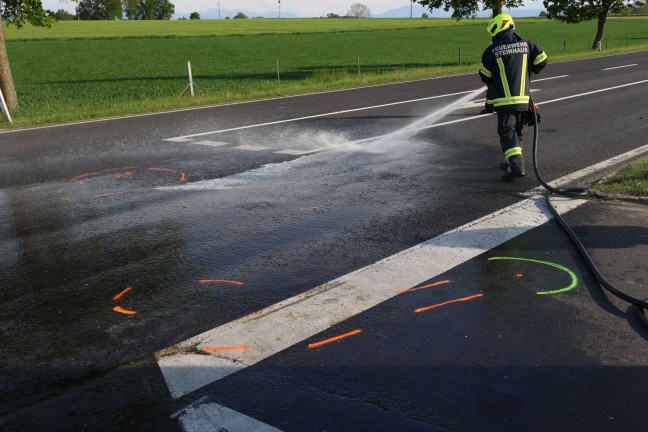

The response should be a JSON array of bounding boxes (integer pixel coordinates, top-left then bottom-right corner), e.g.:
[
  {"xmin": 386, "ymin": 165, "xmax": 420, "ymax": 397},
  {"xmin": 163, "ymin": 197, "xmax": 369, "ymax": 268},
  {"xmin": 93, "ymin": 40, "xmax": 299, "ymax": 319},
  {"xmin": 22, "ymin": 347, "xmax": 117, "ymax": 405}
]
[{"xmin": 497, "ymin": 111, "xmax": 525, "ymax": 174}]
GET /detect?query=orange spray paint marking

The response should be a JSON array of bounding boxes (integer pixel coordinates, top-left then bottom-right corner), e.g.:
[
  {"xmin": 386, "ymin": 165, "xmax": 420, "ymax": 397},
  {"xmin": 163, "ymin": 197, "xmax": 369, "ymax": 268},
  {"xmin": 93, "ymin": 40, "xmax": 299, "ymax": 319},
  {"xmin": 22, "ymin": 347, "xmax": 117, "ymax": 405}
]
[
  {"xmin": 115, "ymin": 171, "xmax": 136, "ymax": 179},
  {"xmin": 397, "ymin": 279, "xmax": 450, "ymax": 294},
  {"xmin": 199, "ymin": 279, "xmax": 245, "ymax": 286},
  {"xmin": 203, "ymin": 345, "xmax": 251, "ymax": 352},
  {"xmin": 179, "ymin": 172, "xmax": 187, "ymax": 182},
  {"xmin": 415, "ymin": 293, "xmax": 483, "ymax": 313},
  {"xmin": 113, "ymin": 306, "xmax": 137, "ymax": 315},
  {"xmin": 516, "ymin": 273, "xmax": 524, "ymax": 278},
  {"xmin": 308, "ymin": 329, "xmax": 362, "ymax": 349},
  {"xmin": 70, "ymin": 171, "xmax": 100, "ymax": 182},
  {"xmin": 149, "ymin": 167, "xmax": 176, "ymax": 173},
  {"xmin": 112, "ymin": 287, "xmax": 132, "ymax": 301}
]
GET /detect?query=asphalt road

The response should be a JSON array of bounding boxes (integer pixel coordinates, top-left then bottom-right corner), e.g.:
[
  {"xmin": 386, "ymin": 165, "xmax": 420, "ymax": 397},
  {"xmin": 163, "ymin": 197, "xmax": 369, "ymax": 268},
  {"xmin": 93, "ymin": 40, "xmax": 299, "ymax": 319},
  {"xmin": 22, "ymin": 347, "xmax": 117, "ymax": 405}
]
[{"xmin": 1, "ymin": 50, "xmax": 647, "ymax": 431}]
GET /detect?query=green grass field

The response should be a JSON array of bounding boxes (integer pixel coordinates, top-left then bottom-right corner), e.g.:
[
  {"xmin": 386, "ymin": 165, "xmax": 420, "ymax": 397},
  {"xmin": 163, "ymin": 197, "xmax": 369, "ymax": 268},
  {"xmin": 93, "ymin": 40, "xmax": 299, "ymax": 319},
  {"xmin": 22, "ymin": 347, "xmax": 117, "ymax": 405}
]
[{"xmin": 4, "ymin": 17, "xmax": 648, "ymax": 127}]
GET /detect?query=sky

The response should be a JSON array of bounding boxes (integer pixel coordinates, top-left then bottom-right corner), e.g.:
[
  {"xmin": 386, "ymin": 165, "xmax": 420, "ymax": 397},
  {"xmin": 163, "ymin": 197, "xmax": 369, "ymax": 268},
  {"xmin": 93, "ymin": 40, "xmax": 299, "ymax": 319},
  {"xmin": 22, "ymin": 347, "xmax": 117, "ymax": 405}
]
[{"xmin": 44, "ymin": 0, "xmax": 545, "ymax": 18}]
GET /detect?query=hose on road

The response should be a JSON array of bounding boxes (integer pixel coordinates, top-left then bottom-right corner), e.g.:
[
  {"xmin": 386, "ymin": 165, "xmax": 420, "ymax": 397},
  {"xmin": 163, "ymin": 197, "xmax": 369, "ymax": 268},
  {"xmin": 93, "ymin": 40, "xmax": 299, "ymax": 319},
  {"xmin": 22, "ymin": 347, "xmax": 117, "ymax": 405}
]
[{"xmin": 529, "ymin": 95, "xmax": 648, "ymax": 328}]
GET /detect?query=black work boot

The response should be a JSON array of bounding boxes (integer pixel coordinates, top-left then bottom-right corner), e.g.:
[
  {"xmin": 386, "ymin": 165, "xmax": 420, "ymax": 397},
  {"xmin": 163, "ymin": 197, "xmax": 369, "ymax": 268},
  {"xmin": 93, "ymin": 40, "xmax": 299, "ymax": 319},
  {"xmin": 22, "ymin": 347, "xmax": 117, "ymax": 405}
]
[{"xmin": 502, "ymin": 155, "xmax": 525, "ymax": 182}]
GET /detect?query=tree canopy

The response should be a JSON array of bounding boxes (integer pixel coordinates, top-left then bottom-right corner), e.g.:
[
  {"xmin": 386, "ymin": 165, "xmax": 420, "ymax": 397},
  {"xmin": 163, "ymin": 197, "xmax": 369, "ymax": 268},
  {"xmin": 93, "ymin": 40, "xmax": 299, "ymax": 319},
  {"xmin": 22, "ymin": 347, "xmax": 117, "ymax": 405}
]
[
  {"xmin": 346, "ymin": 3, "xmax": 371, "ymax": 17},
  {"xmin": 542, "ymin": 0, "xmax": 644, "ymax": 22},
  {"xmin": 415, "ymin": 0, "xmax": 523, "ymax": 18},
  {"xmin": 542, "ymin": 0, "xmax": 645, "ymax": 48},
  {"xmin": 130, "ymin": 0, "xmax": 174, "ymax": 20},
  {"xmin": 77, "ymin": 0, "xmax": 123, "ymax": 20},
  {"xmin": 1, "ymin": 0, "xmax": 54, "ymax": 27}
]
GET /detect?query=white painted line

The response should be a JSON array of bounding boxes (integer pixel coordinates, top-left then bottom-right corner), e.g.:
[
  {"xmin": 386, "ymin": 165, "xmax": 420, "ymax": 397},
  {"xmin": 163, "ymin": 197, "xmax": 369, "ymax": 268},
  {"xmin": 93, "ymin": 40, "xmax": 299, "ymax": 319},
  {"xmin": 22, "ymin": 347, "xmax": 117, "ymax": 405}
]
[
  {"xmin": 164, "ymin": 78, "xmax": 648, "ymax": 145},
  {"xmin": 532, "ymin": 75, "xmax": 569, "ymax": 82},
  {"xmin": 602, "ymin": 64, "xmax": 637, "ymax": 71},
  {"xmin": 164, "ymin": 137, "xmax": 194, "ymax": 142},
  {"xmin": 163, "ymin": 90, "xmax": 477, "ymax": 141},
  {"xmin": 233, "ymin": 145, "xmax": 271, "ymax": 152},
  {"xmin": 522, "ymin": 142, "xmax": 648, "ymax": 196},
  {"xmin": 193, "ymin": 140, "xmax": 231, "ymax": 148},
  {"xmin": 274, "ymin": 148, "xmax": 327, "ymax": 156},
  {"xmin": 163, "ymin": 142, "xmax": 648, "ymax": 431},
  {"xmin": 156, "ymin": 194, "xmax": 585, "ymax": 399},
  {"xmin": 174, "ymin": 398, "xmax": 282, "ymax": 432},
  {"xmin": 353, "ymin": 78, "xmax": 648, "ymax": 143},
  {"xmin": 157, "ymin": 141, "xmax": 648, "ymax": 402}
]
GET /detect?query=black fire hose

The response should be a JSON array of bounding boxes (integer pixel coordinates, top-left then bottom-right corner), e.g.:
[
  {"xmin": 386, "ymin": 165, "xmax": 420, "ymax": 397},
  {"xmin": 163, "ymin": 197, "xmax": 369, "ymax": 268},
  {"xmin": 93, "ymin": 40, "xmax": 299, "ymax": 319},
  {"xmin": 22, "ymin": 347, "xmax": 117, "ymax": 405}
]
[{"xmin": 529, "ymin": 95, "xmax": 648, "ymax": 328}]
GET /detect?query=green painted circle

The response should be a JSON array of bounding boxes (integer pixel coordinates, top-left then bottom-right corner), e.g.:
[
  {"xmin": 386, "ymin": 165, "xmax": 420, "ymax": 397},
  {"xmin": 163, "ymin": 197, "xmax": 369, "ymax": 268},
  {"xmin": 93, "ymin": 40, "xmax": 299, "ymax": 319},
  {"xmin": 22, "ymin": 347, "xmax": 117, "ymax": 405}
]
[{"xmin": 487, "ymin": 257, "xmax": 578, "ymax": 295}]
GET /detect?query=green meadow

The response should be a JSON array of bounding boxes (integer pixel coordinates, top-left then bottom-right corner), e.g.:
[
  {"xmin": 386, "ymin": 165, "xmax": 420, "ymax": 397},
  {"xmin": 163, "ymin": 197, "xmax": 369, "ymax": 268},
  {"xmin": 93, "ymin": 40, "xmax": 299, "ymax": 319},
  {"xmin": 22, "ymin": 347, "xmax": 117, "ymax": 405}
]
[{"xmin": 4, "ymin": 17, "xmax": 648, "ymax": 127}]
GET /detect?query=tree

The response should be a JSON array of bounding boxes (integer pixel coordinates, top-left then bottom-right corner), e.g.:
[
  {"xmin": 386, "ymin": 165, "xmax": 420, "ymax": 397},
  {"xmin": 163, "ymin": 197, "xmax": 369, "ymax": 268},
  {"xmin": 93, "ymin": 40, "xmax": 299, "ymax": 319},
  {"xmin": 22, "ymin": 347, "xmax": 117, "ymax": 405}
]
[
  {"xmin": 233, "ymin": 11, "xmax": 247, "ymax": 19},
  {"xmin": 542, "ymin": 1, "xmax": 645, "ymax": 49},
  {"xmin": 132, "ymin": 0, "xmax": 174, "ymax": 20},
  {"xmin": 122, "ymin": 0, "xmax": 137, "ymax": 19},
  {"xmin": 53, "ymin": 9, "xmax": 75, "ymax": 20},
  {"xmin": 347, "ymin": 3, "xmax": 371, "ymax": 17},
  {"xmin": 77, "ymin": 0, "xmax": 122, "ymax": 20},
  {"xmin": 416, "ymin": 0, "xmax": 524, "ymax": 18},
  {"xmin": 326, "ymin": 12, "xmax": 341, "ymax": 18},
  {"xmin": 189, "ymin": 11, "xmax": 199, "ymax": 19},
  {"xmin": 0, "ymin": 0, "xmax": 66, "ymax": 112}
]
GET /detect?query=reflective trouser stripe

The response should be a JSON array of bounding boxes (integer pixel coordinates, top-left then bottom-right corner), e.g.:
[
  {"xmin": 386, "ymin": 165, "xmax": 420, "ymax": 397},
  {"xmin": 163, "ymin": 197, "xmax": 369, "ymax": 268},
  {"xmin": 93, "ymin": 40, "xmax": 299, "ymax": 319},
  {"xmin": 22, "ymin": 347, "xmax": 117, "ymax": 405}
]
[
  {"xmin": 505, "ymin": 147, "xmax": 523, "ymax": 159},
  {"xmin": 492, "ymin": 96, "xmax": 530, "ymax": 107}
]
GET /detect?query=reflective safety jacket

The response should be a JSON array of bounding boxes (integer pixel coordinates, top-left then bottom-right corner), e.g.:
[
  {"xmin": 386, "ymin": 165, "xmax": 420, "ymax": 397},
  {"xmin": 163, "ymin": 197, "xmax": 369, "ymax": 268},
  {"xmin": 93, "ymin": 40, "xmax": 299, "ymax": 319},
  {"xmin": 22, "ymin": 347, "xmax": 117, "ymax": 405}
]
[{"xmin": 479, "ymin": 29, "xmax": 548, "ymax": 112}]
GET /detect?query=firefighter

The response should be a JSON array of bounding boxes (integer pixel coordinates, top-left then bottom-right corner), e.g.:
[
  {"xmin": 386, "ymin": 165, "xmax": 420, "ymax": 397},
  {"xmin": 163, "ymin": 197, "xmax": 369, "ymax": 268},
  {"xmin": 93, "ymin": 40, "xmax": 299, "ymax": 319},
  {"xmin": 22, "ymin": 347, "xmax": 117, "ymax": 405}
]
[{"xmin": 479, "ymin": 13, "xmax": 548, "ymax": 181}]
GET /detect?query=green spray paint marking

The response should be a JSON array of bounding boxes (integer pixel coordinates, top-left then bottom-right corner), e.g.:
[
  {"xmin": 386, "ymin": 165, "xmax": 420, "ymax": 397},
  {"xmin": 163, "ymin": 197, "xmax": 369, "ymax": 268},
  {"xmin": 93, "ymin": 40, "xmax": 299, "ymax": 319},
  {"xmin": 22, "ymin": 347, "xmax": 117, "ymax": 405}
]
[{"xmin": 488, "ymin": 257, "xmax": 578, "ymax": 295}]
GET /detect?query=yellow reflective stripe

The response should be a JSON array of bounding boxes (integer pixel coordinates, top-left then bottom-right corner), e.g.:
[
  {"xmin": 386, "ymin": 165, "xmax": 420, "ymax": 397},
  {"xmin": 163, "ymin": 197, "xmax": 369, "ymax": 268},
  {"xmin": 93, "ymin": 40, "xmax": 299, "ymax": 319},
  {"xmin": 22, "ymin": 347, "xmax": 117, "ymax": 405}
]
[
  {"xmin": 505, "ymin": 147, "xmax": 523, "ymax": 159},
  {"xmin": 533, "ymin": 51, "xmax": 548, "ymax": 65},
  {"xmin": 492, "ymin": 96, "xmax": 529, "ymax": 106},
  {"xmin": 497, "ymin": 57, "xmax": 512, "ymax": 98},
  {"xmin": 520, "ymin": 54, "xmax": 528, "ymax": 96},
  {"xmin": 479, "ymin": 64, "xmax": 492, "ymax": 78}
]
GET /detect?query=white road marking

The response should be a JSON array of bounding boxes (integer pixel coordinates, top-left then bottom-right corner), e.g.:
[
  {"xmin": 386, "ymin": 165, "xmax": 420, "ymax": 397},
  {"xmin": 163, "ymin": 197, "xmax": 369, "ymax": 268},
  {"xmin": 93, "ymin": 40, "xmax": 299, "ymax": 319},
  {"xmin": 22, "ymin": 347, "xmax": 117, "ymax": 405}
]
[
  {"xmin": 603, "ymin": 64, "xmax": 638, "ymax": 71},
  {"xmin": 274, "ymin": 148, "xmax": 328, "ymax": 155},
  {"xmin": 164, "ymin": 137, "xmax": 194, "ymax": 142},
  {"xmin": 533, "ymin": 75, "xmax": 569, "ymax": 82},
  {"xmin": 163, "ymin": 90, "xmax": 476, "ymax": 141},
  {"xmin": 158, "ymin": 194, "xmax": 588, "ymax": 399},
  {"xmin": 232, "ymin": 145, "xmax": 270, "ymax": 151},
  {"xmin": 193, "ymin": 140, "xmax": 231, "ymax": 148},
  {"xmin": 163, "ymin": 78, "xmax": 648, "ymax": 145},
  {"xmin": 173, "ymin": 398, "xmax": 281, "ymax": 432},
  {"xmin": 161, "ymin": 141, "xmax": 648, "ymax": 431},
  {"xmin": 353, "ymin": 78, "xmax": 648, "ymax": 142}
]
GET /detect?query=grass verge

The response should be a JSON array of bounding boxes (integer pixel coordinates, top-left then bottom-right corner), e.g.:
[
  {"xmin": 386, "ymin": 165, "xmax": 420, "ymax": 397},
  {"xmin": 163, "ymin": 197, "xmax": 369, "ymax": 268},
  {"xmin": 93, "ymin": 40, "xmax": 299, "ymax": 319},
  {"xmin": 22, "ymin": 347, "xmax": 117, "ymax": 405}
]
[{"xmin": 593, "ymin": 158, "xmax": 648, "ymax": 197}]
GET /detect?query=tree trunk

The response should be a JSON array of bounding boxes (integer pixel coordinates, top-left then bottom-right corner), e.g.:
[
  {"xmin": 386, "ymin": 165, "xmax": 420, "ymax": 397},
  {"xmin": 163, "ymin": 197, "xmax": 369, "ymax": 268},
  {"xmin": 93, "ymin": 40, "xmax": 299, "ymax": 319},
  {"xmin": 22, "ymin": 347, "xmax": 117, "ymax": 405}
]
[
  {"xmin": 0, "ymin": 15, "xmax": 18, "ymax": 112},
  {"xmin": 592, "ymin": 9, "xmax": 607, "ymax": 50},
  {"xmin": 492, "ymin": 0, "xmax": 505, "ymax": 17}
]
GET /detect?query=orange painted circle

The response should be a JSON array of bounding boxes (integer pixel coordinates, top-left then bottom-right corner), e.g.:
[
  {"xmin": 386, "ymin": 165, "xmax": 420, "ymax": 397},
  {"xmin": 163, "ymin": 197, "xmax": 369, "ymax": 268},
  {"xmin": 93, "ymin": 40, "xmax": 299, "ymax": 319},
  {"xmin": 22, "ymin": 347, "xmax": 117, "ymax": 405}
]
[{"xmin": 56, "ymin": 167, "xmax": 187, "ymax": 200}]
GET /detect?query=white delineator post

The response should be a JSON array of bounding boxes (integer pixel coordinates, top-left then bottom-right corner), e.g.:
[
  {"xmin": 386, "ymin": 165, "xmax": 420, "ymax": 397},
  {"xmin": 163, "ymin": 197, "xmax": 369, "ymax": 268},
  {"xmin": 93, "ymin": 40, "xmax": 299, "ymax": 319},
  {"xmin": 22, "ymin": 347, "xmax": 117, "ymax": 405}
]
[
  {"xmin": 0, "ymin": 87, "xmax": 12, "ymax": 124},
  {"xmin": 187, "ymin": 61, "xmax": 195, "ymax": 97}
]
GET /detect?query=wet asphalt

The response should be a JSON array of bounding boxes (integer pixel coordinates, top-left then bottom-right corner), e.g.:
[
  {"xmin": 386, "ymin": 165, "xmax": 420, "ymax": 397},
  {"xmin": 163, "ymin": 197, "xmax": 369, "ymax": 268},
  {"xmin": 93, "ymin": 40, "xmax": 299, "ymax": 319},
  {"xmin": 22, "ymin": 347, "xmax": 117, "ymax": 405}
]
[{"xmin": 1, "ymin": 51, "xmax": 648, "ymax": 431}]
